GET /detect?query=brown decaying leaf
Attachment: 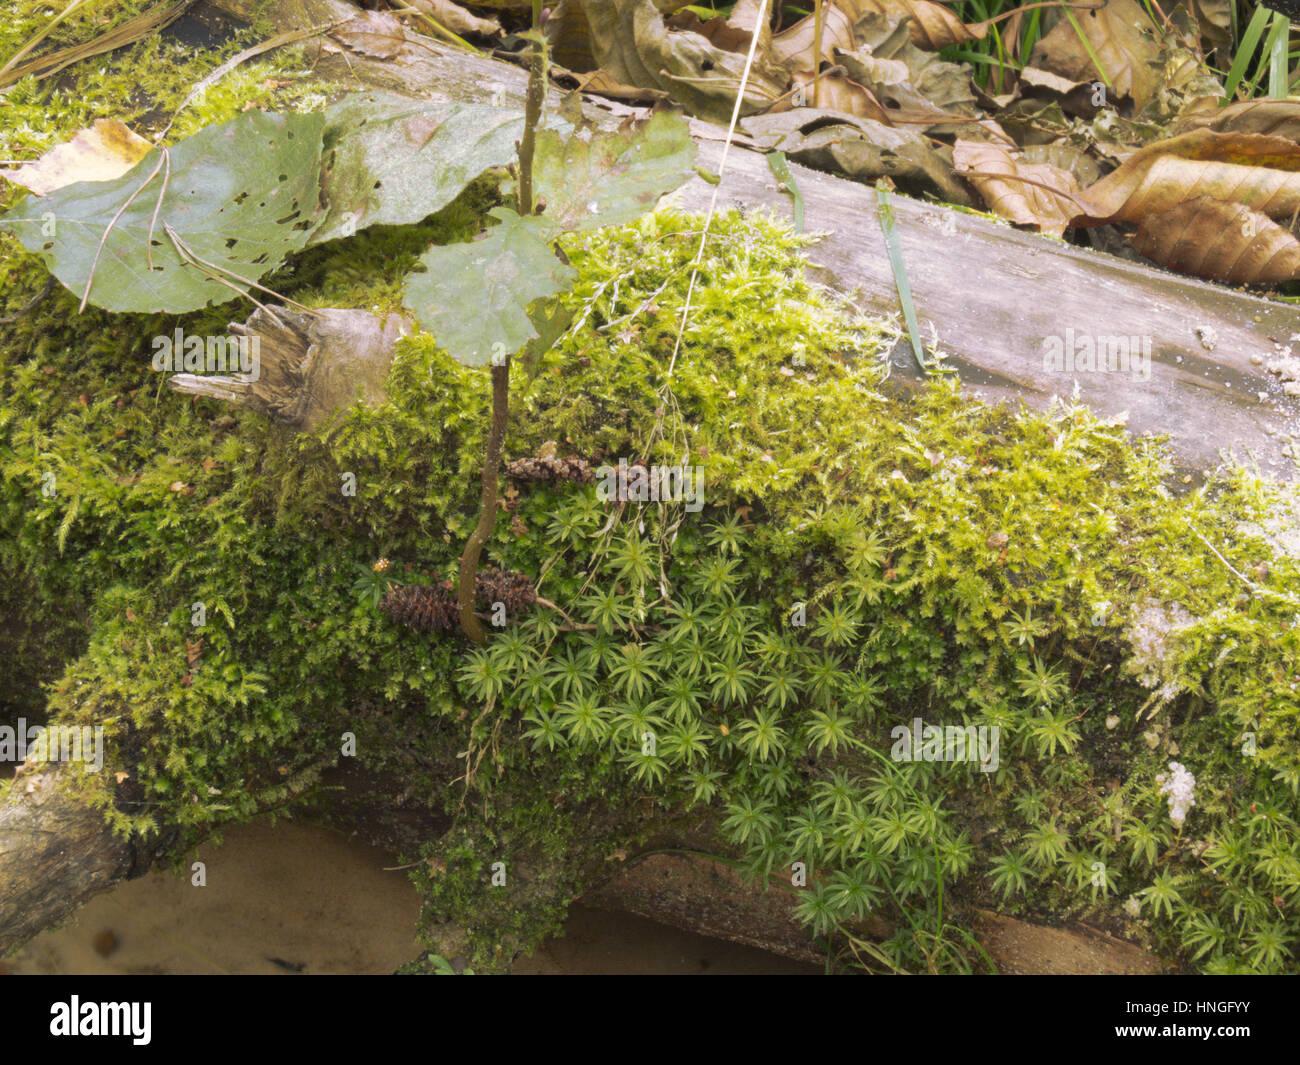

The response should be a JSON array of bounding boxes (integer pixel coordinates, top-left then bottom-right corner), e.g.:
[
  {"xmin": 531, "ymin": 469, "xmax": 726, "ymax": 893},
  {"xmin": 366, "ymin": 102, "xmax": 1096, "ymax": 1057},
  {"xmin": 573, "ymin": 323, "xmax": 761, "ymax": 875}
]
[
  {"xmin": 669, "ymin": 0, "xmax": 773, "ymax": 53},
  {"xmin": 842, "ymin": 14, "xmax": 978, "ymax": 119},
  {"xmin": 331, "ymin": 10, "xmax": 409, "ymax": 59},
  {"xmin": 582, "ymin": 0, "xmax": 788, "ymax": 122},
  {"xmin": 773, "ymin": 0, "xmax": 987, "ymax": 61},
  {"xmin": 5, "ymin": 120, "xmax": 152, "ymax": 196},
  {"xmin": 1176, "ymin": 99, "xmax": 1300, "ymax": 144},
  {"xmin": 408, "ymin": 0, "xmax": 502, "ymax": 36},
  {"xmin": 858, "ymin": 0, "xmax": 989, "ymax": 50},
  {"xmin": 1185, "ymin": 0, "xmax": 1232, "ymax": 58},
  {"xmin": 1080, "ymin": 129, "xmax": 1300, "ymax": 225},
  {"xmin": 1132, "ymin": 196, "xmax": 1300, "ymax": 285},
  {"xmin": 954, "ymin": 137, "xmax": 1085, "ymax": 236},
  {"xmin": 743, "ymin": 110, "xmax": 972, "ymax": 204},
  {"xmin": 772, "ymin": 2, "xmax": 858, "ymax": 73},
  {"xmin": 1029, "ymin": 0, "xmax": 1159, "ymax": 110}
]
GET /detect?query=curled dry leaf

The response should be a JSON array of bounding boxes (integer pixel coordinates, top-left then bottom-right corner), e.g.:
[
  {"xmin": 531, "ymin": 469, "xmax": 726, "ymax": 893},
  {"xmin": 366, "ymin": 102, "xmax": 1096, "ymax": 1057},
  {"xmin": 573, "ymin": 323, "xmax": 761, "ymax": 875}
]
[
  {"xmin": 669, "ymin": 0, "xmax": 772, "ymax": 54},
  {"xmin": 1176, "ymin": 98, "xmax": 1300, "ymax": 143},
  {"xmin": 582, "ymin": 0, "xmax": 787, "ymax": 122},
  {"xmin": 744, "ymin": 110, "xmax": 972, "ymax": 204},
  {"xmin": 1029, "ymin": 0, "xmax": 1160, "ymax": 110},
  {"xmin": 774, "ymin": 0, "xmax": 987, "ymax": 62},
  {"xmin": 772, "ymin": 3, "xmax": 859, "ymax": 73},
  {"xmin": 954, "ymin": 138, "xmax": 1085, "ymax": 236},
  {"xmin": 850, "ymin": 14, "xmax": 978, "ymax": 117},
  {"xmin": 330, "ymin": 10, "xmax": 410, "ymax": 59},
  {"xmin": 408, "ymin": 0, "xmax": 502, "ymax": 37},
  {"xmin": 6, "ymin": 119, "xmax": 153, "ymax": 196},
  {"xmin": 857, "ymin": 0, "xmax": 989, "ymax": 50},
  {"xmin": 1132, "ymin": 196, "xmax": 1300, "ymax": 285},
  {"xmin": 1079, "ymin": 129, "xmax": 1300, "ymax": 225}
]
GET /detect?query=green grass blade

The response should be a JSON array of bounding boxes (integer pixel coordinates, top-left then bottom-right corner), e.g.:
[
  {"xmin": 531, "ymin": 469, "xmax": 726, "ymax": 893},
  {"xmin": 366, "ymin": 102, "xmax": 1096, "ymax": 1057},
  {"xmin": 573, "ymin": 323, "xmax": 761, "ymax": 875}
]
[
  {"xmin": 1224, "ymin": 3, "xmax": 1272, "ymax": 102},
  {"xmin": 1268, "ymin": 12, "xmax": 1290, "ymax": 99},
  {"xmin": 766, "ymin": 151, "xmax": 804, "ymax": 232},
  {"xmin": 1064, "ymin": 9, "xmax": 1112, "ymax": 90},
  {"xmin": 875, "ymin": 183, "xmax": 928, "ymax": 375}
]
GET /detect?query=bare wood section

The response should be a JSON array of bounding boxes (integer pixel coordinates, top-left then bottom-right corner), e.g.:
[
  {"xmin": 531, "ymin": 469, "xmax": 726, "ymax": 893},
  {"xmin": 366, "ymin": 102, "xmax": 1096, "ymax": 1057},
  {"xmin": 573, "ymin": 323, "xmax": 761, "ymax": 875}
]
[
  {"xmin": 973, "ymin": 909, "xmax": 1166, "ymax": 975},
  {"xmin": 0, "ymin": 767, "xmax": 151, "ymax": 956},
  {"xmin": 170, "ymin": 306, "xmax": 408, "ymax": 430},
  {"xmin": 585, "ymin": 851, "xmax": 1168, "ymax": 974},
  {"xmin": 1, "ymin": 763, "xmax": 1169, "ymax": 973}
]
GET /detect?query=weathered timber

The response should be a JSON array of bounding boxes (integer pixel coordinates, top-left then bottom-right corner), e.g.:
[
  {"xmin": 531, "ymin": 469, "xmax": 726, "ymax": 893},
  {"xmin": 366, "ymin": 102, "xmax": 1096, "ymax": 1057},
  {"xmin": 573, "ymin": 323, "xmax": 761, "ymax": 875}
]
[
  {"xmin": 0, "ymin": 765, "xmax": 171, "ymax": 954},
  {"xmin": 199, "ymin": 0, "xmax": 1300, "ymax": 478}
]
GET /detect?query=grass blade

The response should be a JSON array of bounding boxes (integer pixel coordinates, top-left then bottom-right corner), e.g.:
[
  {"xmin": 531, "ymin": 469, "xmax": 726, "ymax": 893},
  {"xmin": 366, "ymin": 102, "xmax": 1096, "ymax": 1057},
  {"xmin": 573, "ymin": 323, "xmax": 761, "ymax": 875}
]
[
  {"xmin": 1223, "ymin": 3, "xmax": 1272, "ymax": 102},
  {"xmin": 875, "ymin": 182, "xmax": 928, "ymax": 375}
]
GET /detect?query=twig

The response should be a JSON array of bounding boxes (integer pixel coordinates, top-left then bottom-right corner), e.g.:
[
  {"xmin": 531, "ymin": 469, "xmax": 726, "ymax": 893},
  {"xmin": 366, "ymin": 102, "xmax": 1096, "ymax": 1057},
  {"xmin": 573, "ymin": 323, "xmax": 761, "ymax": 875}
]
[
  {"xmin": 1188, "ymin": 522, "xmax": 1300, "ymax": 607},
  {"xmin": 0, "ymin": 277, "xmax": 55, "ymax": 325},
  {"xmin": 159, "ymin": 20, "xmax": 350, "ymax": 139},
  {"xmin": 80, "ymin": 151, "xmax": 169, "ymax": 312}
]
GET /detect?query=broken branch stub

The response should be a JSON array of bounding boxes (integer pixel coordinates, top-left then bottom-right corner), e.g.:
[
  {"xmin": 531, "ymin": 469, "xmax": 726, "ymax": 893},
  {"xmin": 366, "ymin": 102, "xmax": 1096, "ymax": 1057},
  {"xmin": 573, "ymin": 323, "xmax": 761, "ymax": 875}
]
[{"xmin": 168, "ymin": 306, "xmax": 409, "ymax": 430}]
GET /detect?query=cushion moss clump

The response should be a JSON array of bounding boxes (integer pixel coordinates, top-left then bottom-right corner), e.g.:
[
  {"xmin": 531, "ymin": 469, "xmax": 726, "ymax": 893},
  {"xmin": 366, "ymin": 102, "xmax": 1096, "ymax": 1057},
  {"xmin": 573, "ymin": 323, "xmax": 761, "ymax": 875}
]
[{"xmin": 3, "ymin": 198, "xmax": 1300, "ymax": 973}]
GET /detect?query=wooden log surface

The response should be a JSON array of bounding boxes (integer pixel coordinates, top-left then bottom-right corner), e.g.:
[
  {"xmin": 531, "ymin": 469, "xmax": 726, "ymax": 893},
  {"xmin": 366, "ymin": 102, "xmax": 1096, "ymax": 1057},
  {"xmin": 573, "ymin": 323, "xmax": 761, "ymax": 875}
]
[
  {"xmin": 0, "ymin": 766, "xmax": 170, "ymax": 955},
  {"xmin": 204, "ymin": 0, "xmax": 1300, "ymax": 478}
]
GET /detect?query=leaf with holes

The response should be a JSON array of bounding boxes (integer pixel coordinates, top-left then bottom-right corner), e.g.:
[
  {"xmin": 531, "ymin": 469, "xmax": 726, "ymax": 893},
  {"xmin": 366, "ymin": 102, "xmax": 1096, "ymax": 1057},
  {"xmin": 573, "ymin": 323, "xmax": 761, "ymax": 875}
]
[
  {"xmin": 403, "ymin": 207, "xmax": 575, "ymax": 367},
  {"xmin": 0, "ymin": 110, "xmax": 325, "ymax": 314},
  {"xmin": 314, "ymin": 92, "xmax": 545, "ymax": 245},
  {"xmin": 530, "ymin": 109, "xmax": 696, "ymax": 233}
]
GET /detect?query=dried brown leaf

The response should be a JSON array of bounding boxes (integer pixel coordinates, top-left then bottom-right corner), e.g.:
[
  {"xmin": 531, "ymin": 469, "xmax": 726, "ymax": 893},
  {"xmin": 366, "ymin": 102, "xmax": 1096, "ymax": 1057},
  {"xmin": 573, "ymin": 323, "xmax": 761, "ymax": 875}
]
[
  {"xmin": 582, "ymin": 0, "xmax": 787, "ymax": 122},
  {"xmin": 332, "ymin": 10, "xmax": 409, "ymax": 59},
  {"xmin": 1176, "ymin": 99, "xmax": 1300, "ymax": 143},
  {"xmin": 954, "ymin": 137, "xmax": 1086, "ymax": 236},
  {"xmin": 6, "ymin": 119, "xmax": 152, "ymax": 196},
  {"xmin": 409, "ymin": 0, "xmax": 501, "ymax": 36},
  {"xmin": 1132, "ymin": 196, "xmax": 1300, "ymax": 284},
  {"xmin": 1080, "ymin": 128, "xmax": 1300, "ymax": 225},
  {"xmin": 1029, "ymin": 0, "xmax": 1160, "ymax": 109}
]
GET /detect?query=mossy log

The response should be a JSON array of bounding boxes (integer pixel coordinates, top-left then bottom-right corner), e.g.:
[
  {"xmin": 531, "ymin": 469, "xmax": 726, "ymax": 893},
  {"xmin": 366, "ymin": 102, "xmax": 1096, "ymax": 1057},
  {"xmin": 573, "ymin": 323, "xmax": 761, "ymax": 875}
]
[
  {"xmin": 196, "ymin": 0, "xmax": 1300, "ymax": 478},
  {"xmin": 1, "ymin": 0, "xmax": 1269, "ymax": 974}
]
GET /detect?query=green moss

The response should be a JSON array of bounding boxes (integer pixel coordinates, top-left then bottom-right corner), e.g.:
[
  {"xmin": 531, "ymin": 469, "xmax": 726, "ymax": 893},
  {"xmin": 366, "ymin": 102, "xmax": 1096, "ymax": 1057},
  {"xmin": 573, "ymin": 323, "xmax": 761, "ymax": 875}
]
[{"xmin": 2, "ymin": 31, "xmax": 1298, "ymax": 969}]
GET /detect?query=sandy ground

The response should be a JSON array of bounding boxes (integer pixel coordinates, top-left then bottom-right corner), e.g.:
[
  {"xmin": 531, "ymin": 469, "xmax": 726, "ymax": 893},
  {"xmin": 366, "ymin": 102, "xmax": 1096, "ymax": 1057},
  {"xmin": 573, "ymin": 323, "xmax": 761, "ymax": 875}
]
[{"xmin": 9, "ymin": 820, "xmax": 815, "ymax": 975}]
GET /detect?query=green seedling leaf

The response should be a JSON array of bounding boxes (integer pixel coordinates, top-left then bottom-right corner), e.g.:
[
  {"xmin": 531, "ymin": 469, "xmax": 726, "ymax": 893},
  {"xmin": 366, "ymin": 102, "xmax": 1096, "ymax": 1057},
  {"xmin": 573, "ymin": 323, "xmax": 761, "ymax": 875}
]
[
  {"xmin": 403, "ymin": 207, "xmax": 575, "ymax": 367},
  {"xmin": 520, "ymin": 299, "xmax": 575, "ymax": 379},
  {"xmin": 0, "ymin": 110, "xmax": 324, "ymax": 314},
  {"xmin": 531, "ymin": 109, "xmax": 696, "ymax": 233},
  {"xmin": 315, "ymin": 92, "xmax": 548, "ymax": 245},
  {"xmin": 766, "ymin": 151, "xmax": 804, "ymax": 232}
]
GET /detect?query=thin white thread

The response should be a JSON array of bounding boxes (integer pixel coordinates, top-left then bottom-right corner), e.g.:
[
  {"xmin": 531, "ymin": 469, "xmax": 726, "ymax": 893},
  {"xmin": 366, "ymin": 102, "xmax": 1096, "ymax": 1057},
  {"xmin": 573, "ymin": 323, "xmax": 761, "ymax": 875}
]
[{"xmin": 666, "ymin": 0, "xmax": 770, "ymax": 378}]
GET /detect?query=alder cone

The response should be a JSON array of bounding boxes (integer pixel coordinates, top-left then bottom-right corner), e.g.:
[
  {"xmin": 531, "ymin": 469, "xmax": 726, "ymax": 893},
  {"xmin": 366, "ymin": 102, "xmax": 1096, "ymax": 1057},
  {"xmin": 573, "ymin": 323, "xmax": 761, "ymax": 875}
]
[
  {"xmin": 475, "ymin": 567, "xmax": 537, "ymax": 615},
  {"xmin": 381, "ymin": 569, "xmax": 537, "ymax": 633},
  {"xmin": 380, "ymin": 581, "xmax": 458, "ymax": 633},
  {"xmin": 505, "ymin": 455, "xmax": 594, "ymax": 484}
]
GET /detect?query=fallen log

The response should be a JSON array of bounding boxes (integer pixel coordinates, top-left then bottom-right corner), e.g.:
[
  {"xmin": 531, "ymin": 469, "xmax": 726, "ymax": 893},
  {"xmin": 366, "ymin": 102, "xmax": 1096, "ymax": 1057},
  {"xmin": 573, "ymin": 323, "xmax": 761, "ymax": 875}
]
[
  {"xmin": 0, "ymin": 0, "xmax": 1252, "ymax": 972},
  {"xmin": 0, "ymin": 766, "xmax": 172, "ymax": 954},
  {"xmin": 194, "ymin": 0, "xmax": 1300, "ymax": 478}
]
